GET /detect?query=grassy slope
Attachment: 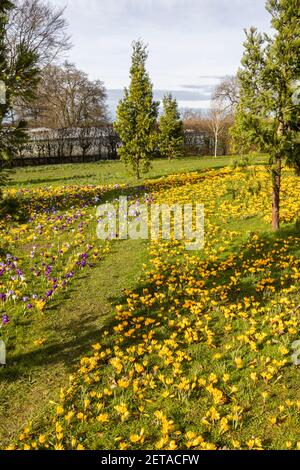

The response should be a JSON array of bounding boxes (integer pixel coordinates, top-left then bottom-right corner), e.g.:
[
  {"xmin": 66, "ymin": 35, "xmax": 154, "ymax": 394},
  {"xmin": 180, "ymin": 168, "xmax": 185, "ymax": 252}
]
[
  {"xmin": 10, "ymin": 155, "xmax": 267, "ymax": 188},
  {"xmin": 0, "ymin": 239, "xmax": 148, "ymax": 445},
  {"xmin": 3, "ymin": 156, "xmax": 232, "ymax": 444},
  {"xmin": 7, "ymin": 166, "xmax": 299, "ymax": 450},
  {"xmin": 1, "ymin": 155, "xmax": 298, "ymax": 450}
]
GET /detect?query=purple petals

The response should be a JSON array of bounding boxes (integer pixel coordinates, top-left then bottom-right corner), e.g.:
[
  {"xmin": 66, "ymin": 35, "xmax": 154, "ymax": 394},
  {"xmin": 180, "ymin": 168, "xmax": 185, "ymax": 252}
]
[{"xmin": 2, "ymin": 314, "xmax": 9, "ymax": 325}]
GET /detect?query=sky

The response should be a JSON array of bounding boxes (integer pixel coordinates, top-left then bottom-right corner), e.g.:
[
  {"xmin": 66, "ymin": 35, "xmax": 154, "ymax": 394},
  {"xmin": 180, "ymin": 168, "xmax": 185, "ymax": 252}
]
[{"xmin": 50, "ymin": 0, "xmax": 272, "ymax": 117}]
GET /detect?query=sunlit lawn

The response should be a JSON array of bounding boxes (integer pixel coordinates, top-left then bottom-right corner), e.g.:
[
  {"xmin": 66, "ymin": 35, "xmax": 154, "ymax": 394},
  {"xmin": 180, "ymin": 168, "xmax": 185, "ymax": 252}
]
[
  {"xmin": 10, "ymin": 155, "xmax": 268, "ymax": 187},
  {"xmin": 1, "ymin": 155, "xmax": 299, "ymax": 450}
]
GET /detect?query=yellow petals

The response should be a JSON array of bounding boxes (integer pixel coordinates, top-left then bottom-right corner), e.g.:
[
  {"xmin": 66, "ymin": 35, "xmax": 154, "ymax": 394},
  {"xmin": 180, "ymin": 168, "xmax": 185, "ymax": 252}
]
[
  {"xmin": 56, "ymin": 406, "xmax": 64, "ymax": 416},
  {"xmin": 234, "ymin": 357, "xmax": 244, "ymax": 369},
  {"xmin": 96, "ymin": 413, "xmax": 109, "ymax": 423}
]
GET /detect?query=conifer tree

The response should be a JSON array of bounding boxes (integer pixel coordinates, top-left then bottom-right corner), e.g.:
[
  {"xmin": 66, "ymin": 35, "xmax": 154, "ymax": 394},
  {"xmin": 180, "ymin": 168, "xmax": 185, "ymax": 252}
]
[
  {"xmin": 159, "ymin": 93, "xmax": 184, "ymax": 160},
  {"xmin": 114, "ymin": 40, "xmax": 159, "ymax": 179},
  {"xmin": 232, "ymin": 0, "xmax": 300, "ymax": 230},
  {"xmin": 0, "ymin": 0, "xmax": 39, "ymax": 190}
]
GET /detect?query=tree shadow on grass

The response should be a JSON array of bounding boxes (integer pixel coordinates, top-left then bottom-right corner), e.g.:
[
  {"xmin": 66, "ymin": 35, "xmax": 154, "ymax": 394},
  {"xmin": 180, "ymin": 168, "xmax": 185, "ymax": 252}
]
[
  {"xmin": 230, "ymin": 223, "xmax": 300, "ymax": 300},
  {"xmin": 10, "ymin": 174, "xmax": 95, "ymax": 187},
  {"xmin": 3, "ymin": 184, "xmax": 151, "ymax": 222},
  {"xmin": 0, "ymin": 316, "xmax": 109, "ymax": 383},
  {"xmin": 0, "ymin": 241, "xmax": 145, "ymax": 382},
  {"xmin": 4, "ymin": 166, "xmax": 227, "ymax": 222},
  {"xmin": 1, "ymin": 224, "xmax": 299, "ymax": 384},
  {"xmin": 100, "ymin": 223, "xmax": 300, "ymax": 353}
]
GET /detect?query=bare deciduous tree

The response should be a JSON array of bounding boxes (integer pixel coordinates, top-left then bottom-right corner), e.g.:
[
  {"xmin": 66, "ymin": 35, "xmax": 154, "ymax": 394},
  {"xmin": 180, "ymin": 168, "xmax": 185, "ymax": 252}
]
[
  {"xmin": 182, "ymin": 109, "xmax": 230, "ymax": 156},
  {"xmin": 213, "ymin": 75, "xmax": 240, "ymax": 113},
  {"xmin": 19, "ymin": 62, "xmax": 108, "ymax": 128},
  {"xmin": 6, "ymin": 0, "xmax": 72, "ymax": 68},
  {"xmin": 208, "ymin": 98, "xmax": 231, "ymax": 158}
]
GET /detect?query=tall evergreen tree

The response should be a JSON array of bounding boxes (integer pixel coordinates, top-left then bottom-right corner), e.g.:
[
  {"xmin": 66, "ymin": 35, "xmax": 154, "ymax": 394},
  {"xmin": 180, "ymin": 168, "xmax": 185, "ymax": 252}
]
[
  {"xmin": 0, "ymin": 0, "xmax": 39, "ymax": 190},
  {"xmin": 0, "ymin": 1, "xmax": 13, "ymax": 184},
  {"xmin": 114, "ymin": 40, "xmax": 159, "ymax": 179},
  {"xmin": 232, "ymin": 0, "xmax": 300, "ymax": 230},
  {"xmin": 159, "ymin": 93, "xmax": 184, "ymax": 160}
]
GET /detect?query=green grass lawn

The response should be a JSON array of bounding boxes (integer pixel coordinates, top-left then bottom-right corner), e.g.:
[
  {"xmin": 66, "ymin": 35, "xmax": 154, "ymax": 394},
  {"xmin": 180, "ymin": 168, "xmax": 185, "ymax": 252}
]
[
  {"xmin": 1, "ymin": 155, "xmax": 299, "ymax": 450},
  {"xmin": 0, "ymin": 238, "xmax": 148, "ymax": 445},
  {"xmin": 10, "ymin": 155, "xmax": 267, "ymax": 188}
]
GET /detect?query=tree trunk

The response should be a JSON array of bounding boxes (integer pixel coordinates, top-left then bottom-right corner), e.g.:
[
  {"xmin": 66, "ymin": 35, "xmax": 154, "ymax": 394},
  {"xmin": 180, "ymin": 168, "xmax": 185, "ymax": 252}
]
[
  {"xmin": 271, "ymin": 156, "xmax": 281, "ymax": 231},
  {"xmin": 214, "ymin": 133, "xmax": 218, "ymax": 158},
  {"xmin": 168, "ymin": 144, "xmax": 172, "ymax": 161}
]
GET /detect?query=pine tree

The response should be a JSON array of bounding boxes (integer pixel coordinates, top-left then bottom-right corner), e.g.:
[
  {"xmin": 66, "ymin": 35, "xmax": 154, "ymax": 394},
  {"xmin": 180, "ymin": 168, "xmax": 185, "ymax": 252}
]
[
  {"xmin": 232, "ymin": 0, "xmax": 300, "ymax": 230},
  {"xmin": 0, "ymin": 0, "xmax": 39, "ymax": 190},
  {"xmin": 159, "ymin": 93, "xmax": 184, "ymax": 160},
  {"xmin": 114, "ymin": 40, "xmax": 159, "ymax": 179}
]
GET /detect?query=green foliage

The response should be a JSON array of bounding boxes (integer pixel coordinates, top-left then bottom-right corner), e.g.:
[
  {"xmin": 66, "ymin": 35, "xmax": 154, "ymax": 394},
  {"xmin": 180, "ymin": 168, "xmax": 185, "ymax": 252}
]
[
  {"xmin": 0, "ymin": 1, "xmax": 40, "ymax": 193},
  {"xmin": 231, "ymin": 155, "xmax": 250, "ymax": 169},
  {"xmin": 232, "ymin": 0, "xmax": 300, "ymax": 168},
  {"xmin": 0, "ymin": 192, "xmax": 23, "ymax": 221},
  {"xmin": 10, "ymin": 155, "xmax": 257, "ymax": 187},
  {"xmin": 231, "ymin": 0, "xmax": 300, "ymax": 229},
  {"xmin": 159, "ymin": 93, "xmax": 184, "ymax": 160},
  {"xmin": 114, "ymin": 40, "xmax": 159, "ymax": 179}
]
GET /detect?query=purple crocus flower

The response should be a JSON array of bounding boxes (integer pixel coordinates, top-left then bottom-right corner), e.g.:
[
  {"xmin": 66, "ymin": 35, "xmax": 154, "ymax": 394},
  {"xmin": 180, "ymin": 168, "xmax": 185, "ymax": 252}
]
[{"xmin": 2, "ymin": 314, "xmax": 9, "ymax": 324}]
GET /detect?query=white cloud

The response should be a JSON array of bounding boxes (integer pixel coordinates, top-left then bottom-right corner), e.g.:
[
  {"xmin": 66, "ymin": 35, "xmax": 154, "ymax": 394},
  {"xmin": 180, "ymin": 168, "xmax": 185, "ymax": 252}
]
[
  {"xmin": 177, "ymin": 99, "xmax": 211, "ymax": 110},
  {"xmin": 50, "ymin": 0, "xmax": 272, "ymax": 113}
]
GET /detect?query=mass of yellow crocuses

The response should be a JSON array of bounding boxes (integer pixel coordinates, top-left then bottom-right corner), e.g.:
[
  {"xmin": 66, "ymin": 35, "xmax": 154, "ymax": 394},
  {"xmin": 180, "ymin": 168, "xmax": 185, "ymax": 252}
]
[{"xmin": 2, "ymin": 165, "xmax": 300, "ymax": 450}]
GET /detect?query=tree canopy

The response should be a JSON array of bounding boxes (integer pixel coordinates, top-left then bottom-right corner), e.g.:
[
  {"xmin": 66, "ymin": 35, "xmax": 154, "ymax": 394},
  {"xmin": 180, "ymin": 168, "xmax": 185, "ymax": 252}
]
[
  {"xmin": 114, "ymin": 40, "xmax": 159, "ymax": 179},
  {"xmin": 17, "ymin": 62, "xmax": 108, "ymax": 129},
  {"xmin": 159, "ymin": 93, "xmax": 184, "ymax": 160},
  {"xmin": 0, "ymin": 1, "xmax": 39, "ymax": 186},
  {"xmin": 232, "ymin": 0, "xmax": 300, "ymax": 229}
]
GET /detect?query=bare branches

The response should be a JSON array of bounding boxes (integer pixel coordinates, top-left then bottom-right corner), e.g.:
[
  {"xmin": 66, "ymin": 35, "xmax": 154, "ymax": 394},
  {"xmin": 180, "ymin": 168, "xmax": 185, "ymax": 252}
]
[
  {"xmin": 207, "ymin": 94, "xmax": 233, "ymax": 158},
  {"xmin": 6, "ymin": 0, "xmax": 72, "ymax": 68},
  {"xmin": 213, "ymin": 75, "xmax": 240, "ymax": 113},
  {"xmin": 17, "ymin": 62, "xmax": 108, "ymax": 129}
]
